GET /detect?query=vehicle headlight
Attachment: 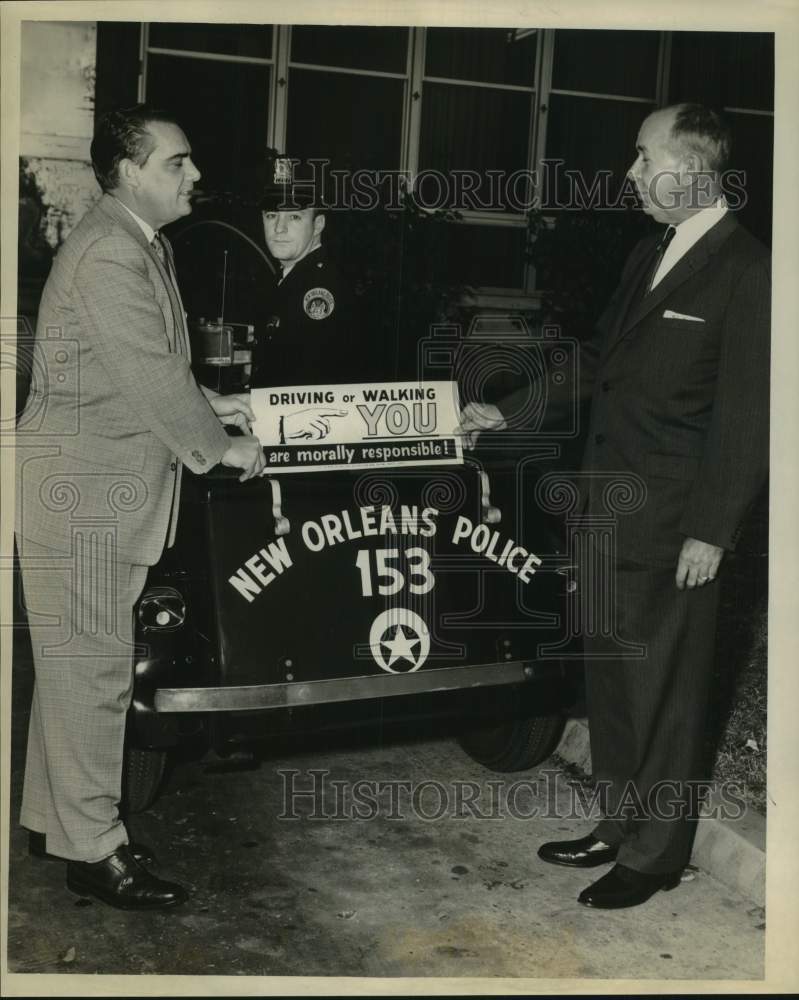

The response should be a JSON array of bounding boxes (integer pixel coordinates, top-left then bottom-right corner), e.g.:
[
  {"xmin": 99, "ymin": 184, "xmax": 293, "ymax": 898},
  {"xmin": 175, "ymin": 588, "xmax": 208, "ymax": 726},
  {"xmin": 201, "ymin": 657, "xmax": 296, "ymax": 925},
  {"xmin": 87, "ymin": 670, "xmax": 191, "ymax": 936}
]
[{"xmin": 137, "ymin": 586, "xmax": 186, "ymax": 631}]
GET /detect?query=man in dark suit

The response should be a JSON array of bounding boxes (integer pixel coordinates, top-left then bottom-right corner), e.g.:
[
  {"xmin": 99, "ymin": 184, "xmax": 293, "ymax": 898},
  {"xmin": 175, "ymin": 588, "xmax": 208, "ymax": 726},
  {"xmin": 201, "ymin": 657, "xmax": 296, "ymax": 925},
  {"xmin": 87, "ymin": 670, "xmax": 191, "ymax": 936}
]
[
  {"xmin": 457, "ymin": 103, "xmax": 770, "ymax": 908},
  {"xmin": 15, "ymin": 105, "xmax": 265, "ymax": 910}
]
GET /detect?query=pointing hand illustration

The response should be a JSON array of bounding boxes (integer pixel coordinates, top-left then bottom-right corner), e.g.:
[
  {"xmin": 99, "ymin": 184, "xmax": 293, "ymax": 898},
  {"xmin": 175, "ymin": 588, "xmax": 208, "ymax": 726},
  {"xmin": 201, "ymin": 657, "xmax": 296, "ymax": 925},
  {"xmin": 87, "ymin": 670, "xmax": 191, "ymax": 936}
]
[{"xmin": 283, "ymin": 408, "xmax": 348, "ymax": 441}]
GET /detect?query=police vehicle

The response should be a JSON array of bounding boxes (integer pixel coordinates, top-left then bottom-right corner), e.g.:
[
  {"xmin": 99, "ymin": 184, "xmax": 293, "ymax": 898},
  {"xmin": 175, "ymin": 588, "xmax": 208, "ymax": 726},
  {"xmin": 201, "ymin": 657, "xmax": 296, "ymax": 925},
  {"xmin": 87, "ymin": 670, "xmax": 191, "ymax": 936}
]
[{"xmin": 122, "ymin": 196, "xmax": 579, "ymax": 813}]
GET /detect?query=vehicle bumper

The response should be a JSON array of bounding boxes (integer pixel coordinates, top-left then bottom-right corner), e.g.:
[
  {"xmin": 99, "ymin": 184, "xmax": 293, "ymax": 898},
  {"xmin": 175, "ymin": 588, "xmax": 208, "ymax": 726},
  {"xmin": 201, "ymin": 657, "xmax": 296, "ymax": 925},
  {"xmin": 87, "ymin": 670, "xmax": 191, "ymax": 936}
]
[{"xmin": 153, "ymin": 659, "xmax": 555, "ymax": 713}]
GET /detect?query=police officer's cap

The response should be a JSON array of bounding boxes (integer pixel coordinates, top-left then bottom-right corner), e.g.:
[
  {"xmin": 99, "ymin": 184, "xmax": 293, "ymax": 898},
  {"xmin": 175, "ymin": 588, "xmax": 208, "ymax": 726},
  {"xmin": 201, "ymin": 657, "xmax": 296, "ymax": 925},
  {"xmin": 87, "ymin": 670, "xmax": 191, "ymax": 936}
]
[{"xmin": 260, "ymin": 154, "xmax": 321, "ymax": 211}]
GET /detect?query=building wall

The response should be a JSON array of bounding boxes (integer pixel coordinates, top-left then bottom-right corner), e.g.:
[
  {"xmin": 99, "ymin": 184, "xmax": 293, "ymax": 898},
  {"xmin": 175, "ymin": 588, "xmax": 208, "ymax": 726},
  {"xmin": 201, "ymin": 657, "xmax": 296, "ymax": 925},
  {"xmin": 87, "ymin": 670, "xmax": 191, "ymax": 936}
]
[{"xmin": 20, "ymin": 20, "xmax": 100, "ymax": 250}]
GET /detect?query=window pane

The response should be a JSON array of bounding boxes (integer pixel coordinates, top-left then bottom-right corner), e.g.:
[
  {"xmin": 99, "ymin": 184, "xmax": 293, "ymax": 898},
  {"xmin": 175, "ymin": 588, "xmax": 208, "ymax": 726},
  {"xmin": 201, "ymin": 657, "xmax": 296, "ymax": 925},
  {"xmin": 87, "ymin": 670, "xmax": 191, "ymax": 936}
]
[
  {"xmin": 669, "ymin": 32, "xmax": 774, "ymax": 112},
  {"xmin": 425, "ymin": 27, "xmax": 537, "ymax": 87},
  {"xmin": 419, "ymin": 82, "xmax": 533, "ymax": 210},
  {"xmin": 146, "ymin": 54, "xmax": 270, "ymax": 197},
  {"xmin": 286, "ymin": 68, "xmax": 403, "ymax": 170},
  {"xmin": 430, "ymin": 223, "xmax": 526, "ymax": 288},
  {"xmin": 291, "ymin": 25, "xmax": 407, "ymax": 74},
  {"xmin": 545, "ymin": 95, "xmax": 654, "ymax": 204},
  {"xmin": 552, "ymin": 30, "xmax": 660, "ymax": 98},
  {"xmin": 149, "ymin": 22, "xmax": 273, "ymax": 59}
]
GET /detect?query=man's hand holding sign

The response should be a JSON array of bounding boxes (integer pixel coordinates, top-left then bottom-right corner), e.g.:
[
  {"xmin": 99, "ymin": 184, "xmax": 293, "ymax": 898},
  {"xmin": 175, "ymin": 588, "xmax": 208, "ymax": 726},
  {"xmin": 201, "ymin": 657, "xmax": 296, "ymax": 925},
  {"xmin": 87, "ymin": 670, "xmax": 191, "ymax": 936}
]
[
  {"xmin": 209, "ymin": 392, "xmax": 255, "ymax": 431},
  {"xmin": 455, "ymin": 401, "xmax": 507, "ymax": 450}
]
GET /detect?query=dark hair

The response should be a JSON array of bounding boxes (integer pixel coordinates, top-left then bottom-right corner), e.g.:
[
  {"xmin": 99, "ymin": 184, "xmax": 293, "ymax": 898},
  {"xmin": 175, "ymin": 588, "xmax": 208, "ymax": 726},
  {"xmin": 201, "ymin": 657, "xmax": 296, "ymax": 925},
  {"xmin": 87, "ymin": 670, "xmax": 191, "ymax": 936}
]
[
  {"xmin": 667, "ymin": 103, "xmax": 732, "ymax": 173},
  {"xmin": 91, "ymin": 104, "xmax": 181, "ymax": 192}
]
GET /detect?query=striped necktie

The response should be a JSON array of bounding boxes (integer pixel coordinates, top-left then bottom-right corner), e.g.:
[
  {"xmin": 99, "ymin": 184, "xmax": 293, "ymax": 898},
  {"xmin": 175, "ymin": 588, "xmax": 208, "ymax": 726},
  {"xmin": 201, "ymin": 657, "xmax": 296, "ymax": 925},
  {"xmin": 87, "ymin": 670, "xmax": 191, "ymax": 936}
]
[
  {"xmin": 152, "ymin": 232, "xmax": 189, "ymax": 356},
  {"xmin": 152, "ymin": 232, "xmax": 176, "ymax": 285}
]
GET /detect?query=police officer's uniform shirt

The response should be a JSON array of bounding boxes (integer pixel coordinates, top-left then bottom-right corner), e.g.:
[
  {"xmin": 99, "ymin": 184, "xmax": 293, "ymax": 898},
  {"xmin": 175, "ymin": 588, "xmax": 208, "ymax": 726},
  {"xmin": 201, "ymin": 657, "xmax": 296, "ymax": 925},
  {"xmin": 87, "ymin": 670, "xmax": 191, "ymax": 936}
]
[{"xmin": 252, "ymin": 246, "xmax": 375, "ymax": 388}]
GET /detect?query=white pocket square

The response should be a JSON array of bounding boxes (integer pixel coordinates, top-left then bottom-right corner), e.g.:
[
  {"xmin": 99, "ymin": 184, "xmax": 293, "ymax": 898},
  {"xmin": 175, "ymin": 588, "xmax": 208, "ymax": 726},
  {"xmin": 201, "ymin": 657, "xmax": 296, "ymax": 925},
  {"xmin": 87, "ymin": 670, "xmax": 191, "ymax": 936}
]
[{"xmin": 663, "ymin": 309, "xmax": 705, "ymax": 322}]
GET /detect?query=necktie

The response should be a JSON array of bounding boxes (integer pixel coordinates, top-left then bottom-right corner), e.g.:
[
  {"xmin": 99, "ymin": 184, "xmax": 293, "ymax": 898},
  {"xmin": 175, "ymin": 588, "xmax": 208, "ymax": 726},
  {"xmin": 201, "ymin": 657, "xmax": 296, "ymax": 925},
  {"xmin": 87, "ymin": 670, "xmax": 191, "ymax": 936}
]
[
  {"xmin": 152, "ymin": 232, "xmax": 188, "ymax": 356},
  {"xmin": 152, "ymin": 231, "xmax": 166, "ymax": 265},
  {"xmin": 152, "ymin": 232, "xmax": 177, "ymax": 285},
  {"xmin": 642, "ymin": 225, "xmax": 676, "ymax": 296}
]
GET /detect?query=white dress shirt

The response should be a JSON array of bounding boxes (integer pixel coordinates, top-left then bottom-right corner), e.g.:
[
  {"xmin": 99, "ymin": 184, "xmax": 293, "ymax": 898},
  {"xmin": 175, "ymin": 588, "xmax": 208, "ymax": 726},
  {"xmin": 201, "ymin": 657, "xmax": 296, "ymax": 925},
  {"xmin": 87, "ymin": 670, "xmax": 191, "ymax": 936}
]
[
  {"xmin": 115, "ymin": 198, "xmax": 157, "ymax": 244},
  {"xmin": 651, "ymin": 199, "xmax": 728, "ymax": 289}
]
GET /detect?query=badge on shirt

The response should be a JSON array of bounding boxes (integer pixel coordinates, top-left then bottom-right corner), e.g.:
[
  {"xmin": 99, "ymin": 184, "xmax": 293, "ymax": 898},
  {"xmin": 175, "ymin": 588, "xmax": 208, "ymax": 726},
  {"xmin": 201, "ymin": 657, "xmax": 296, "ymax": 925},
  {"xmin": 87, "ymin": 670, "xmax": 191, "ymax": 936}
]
[{"xmin": 303, "ymin": 287, "xmax": 335, "ymax": 320}]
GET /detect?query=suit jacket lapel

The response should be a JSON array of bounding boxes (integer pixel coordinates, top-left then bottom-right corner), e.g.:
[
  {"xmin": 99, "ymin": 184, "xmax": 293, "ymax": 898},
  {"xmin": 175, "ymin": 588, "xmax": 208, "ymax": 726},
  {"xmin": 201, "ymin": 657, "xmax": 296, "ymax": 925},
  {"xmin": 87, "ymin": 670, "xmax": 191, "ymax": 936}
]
[
  {"xmin": 606, "ymin": 236, "xmax": 659, "ymax": 343},
  {"xmin": 96, "ymin": 194, "xmax": 187, "ymax": 355},
  {"xmin": 160, "ymin": 234, "xmax": 191, "ymax": 360},
  {"xmin": 613, "ymin": 212, "xmax": 740, "ymax": 345}
]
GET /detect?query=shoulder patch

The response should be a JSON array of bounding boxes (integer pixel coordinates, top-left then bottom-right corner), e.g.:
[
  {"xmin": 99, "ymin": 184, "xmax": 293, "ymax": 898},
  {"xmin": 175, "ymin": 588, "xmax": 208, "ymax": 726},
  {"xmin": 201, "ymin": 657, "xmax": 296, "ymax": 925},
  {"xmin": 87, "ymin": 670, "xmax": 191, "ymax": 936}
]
[{"xmin": 303, "ymin": 287, "xmax": 335, "ymax": 320}]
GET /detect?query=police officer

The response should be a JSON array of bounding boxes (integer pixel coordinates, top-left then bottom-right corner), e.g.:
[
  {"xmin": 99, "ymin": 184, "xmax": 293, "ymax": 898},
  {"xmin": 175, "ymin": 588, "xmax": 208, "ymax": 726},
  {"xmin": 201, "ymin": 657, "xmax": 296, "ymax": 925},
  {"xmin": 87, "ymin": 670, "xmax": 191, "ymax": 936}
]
[{"xmin": 251, "ymin": 155, "xmax": 371, "ymax": 388}]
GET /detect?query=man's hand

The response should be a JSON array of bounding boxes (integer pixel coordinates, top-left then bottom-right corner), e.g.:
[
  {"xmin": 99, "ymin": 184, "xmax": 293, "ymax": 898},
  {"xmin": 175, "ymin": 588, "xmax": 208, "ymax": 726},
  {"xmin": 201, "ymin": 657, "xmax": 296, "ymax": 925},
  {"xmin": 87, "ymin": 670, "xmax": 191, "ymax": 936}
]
[
  {"xmin": 220, "ymin": 433, "xmax": 266, "ymax": 482},
  {"xmin": 283, "ymin": 408, "xmax": 347, "ymax": 441},
  {"xmin": 454, "ymin": 402, "xmax": 507, "ymax": 450},
  {"xmin": 210, "ymin": 393, "xmax": 255, "ymax": 431},
  {"xmin": 675, "ymin": 537, "xmax": 725, "ymax": 590}
]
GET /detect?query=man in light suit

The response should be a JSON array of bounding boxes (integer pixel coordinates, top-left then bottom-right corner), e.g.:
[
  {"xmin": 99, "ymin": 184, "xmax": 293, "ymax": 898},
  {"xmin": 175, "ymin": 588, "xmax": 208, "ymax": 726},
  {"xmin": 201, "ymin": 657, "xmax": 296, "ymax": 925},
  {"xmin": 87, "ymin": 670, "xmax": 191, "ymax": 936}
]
[
  {"xmin": 458, "ymin": 104, "xmax": 770, "ymax": 908},
  {"xmin": 15, "ymin": 105, "xmax": 266, "ymax": 909}
]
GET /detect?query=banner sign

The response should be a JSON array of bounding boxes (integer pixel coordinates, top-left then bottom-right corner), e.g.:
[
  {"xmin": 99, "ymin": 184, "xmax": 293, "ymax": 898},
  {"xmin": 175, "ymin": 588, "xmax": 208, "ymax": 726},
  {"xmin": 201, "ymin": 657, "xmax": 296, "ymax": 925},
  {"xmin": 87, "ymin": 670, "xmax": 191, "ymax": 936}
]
[{"xmin": 251, "ymin": 381, "xmax": 464, "ymax": 473}]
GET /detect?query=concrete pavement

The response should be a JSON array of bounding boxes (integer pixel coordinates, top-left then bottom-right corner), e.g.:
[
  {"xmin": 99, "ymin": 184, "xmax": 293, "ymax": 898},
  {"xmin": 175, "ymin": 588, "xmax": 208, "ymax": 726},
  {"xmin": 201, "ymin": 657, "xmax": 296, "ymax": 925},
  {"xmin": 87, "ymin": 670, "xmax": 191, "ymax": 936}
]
[{"xmin": 5, "ymin": 648, "xmax": 766, "ymax": 984}]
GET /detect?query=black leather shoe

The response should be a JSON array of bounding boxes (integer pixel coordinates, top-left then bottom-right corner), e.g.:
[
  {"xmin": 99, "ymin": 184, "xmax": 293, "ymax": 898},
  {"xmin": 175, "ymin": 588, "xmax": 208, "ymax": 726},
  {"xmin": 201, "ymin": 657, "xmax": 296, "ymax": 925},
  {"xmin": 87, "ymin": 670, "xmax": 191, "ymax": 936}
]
[
  {"xmin": 29, "ymin": 831, "xmax": 155, "ymax": 867},
  {"xmin": 578, "ymin": 863, "xmax": 681, "ymax": 909},
  {"xmin": 537, "ymin": 833, "xmax": 618, "ymax": 868},
  {"xmin": 66, "ymin": 845, "xmax": 187, "ymax": 910}
]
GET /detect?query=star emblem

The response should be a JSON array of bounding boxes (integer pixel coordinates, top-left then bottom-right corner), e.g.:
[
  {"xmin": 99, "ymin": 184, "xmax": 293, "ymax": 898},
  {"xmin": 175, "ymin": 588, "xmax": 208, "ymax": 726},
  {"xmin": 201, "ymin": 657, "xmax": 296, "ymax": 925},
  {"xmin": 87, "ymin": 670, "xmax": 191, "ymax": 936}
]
[
  {"xmin": 380, "ymin": 624, "xmax": 421, "ymax": 667},
  {"xmin": 369, "ymin": 608, "xmax": 430, "ymax": 674}
]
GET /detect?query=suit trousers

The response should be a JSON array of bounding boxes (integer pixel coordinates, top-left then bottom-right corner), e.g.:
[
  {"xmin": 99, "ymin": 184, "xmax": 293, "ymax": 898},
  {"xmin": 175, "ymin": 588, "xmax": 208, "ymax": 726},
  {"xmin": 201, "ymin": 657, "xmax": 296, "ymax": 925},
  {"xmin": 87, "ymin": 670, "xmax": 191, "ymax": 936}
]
[
  {"xmin": 17, "ymin": 535, "xmax": 148, "ymax": 862},
  {"xmin": 580, "ymin": 549, "xmax": 720, "ymax": 874}
]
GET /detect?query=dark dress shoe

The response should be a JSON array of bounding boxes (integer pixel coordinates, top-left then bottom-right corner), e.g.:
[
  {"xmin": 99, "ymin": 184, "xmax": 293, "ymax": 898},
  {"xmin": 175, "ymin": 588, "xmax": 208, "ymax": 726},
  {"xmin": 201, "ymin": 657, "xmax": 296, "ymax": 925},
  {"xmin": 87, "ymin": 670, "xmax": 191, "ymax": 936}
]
[
  {"xmin": 537, "ymin": 833, "xmax": 618, "ymax": 868},
  {"xmin": 66, "ymin": 845, "xmax": 187, "ymax": 910},
  {"xmin": 29, "ymin": 831, "xmax": 155, "ymax": 867},
  {"xmin": 578, "ymin": 863, "xmax": 682, "ymax": 909}
]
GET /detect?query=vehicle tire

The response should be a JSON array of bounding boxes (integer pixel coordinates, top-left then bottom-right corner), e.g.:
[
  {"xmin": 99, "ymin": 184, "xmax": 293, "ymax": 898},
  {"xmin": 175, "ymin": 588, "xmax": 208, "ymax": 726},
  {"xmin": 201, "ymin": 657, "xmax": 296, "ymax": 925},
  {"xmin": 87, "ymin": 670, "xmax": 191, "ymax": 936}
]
[
  {"xmin": 458, "ymin": 713, "xmax": 565, "ymax": 772},
  {"xmin": 122, "ymin": 745, "xmax": 167, "ymax": 814}
]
